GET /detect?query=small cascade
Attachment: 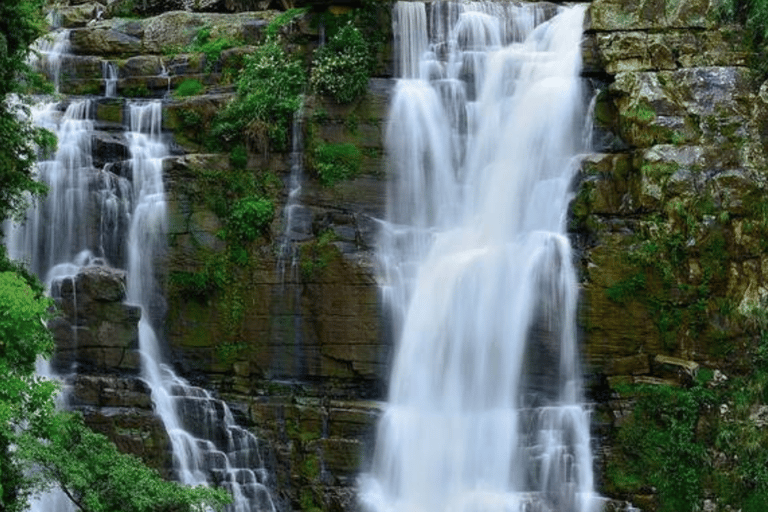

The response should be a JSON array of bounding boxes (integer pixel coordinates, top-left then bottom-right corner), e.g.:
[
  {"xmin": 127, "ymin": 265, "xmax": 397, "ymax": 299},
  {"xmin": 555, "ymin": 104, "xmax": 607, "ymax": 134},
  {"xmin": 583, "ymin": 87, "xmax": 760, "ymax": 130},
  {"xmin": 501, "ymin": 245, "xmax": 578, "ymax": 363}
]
[
  {"xmin": 277, "ymin": 100, "xmax": 308, "ymax": 274},
  {"xmin": 7, "ymin": 100, "xmax": 94, "ymax": 276},
  {"xmin": 273, "ymin": 103, "xmax": 309, "ymax": 377},
  {"xmin": 103, "ymin": 61, "xmax": 118, "ymax": 97},
  {"xmin": 361, "ymin": 3, "xmax": 598, "ymax": 512},
  {"xmin": 29, "ymin": 29, "xmax": 70, "ymax": 93},
  {"xmin": 125, "ymin": 101, "xmax": 277, "ymax": 512}
]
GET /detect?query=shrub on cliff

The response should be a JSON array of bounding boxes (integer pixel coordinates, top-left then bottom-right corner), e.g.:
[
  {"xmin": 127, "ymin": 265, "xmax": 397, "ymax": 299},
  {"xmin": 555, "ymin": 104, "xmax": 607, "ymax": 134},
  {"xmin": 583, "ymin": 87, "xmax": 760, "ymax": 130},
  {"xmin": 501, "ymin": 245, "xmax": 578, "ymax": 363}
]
[
  {"xmin": 211, "ymin": 38, "xmax": 306, "ymax": 152},
  {"xmin": 310, "ymin": 23, "xmax": 371, "ymax": 103}
]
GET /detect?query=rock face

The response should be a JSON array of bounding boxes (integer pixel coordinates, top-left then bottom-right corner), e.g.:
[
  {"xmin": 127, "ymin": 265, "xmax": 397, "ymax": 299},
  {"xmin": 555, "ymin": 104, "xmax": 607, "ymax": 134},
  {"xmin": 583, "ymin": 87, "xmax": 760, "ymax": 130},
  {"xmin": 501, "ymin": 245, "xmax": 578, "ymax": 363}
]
[
  {"xmin": 578, "ymin": 0, "xmax": 768, "ymax": 508},
  {"xmin": 50, "ymin": 266, "xmax": 141, "ymax": 374},
  {"xmin": 43, "ymin": 0, "xmax": 768, "ymax": 510},
  {"xmin": 49, "ymin": 266, "xmax": 173, "ymax": 476}
]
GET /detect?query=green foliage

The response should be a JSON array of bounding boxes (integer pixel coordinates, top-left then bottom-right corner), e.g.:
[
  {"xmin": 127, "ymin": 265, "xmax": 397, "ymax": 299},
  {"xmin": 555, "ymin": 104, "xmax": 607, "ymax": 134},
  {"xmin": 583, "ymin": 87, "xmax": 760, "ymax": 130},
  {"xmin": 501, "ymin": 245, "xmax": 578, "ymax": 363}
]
[
  {"xmin": 718, "ymin": 0, "xmax": 768, "ymax": 75},
  {"xmin": 228, "ymin": 196, "xmax": 274, "ymax": 243},
  {"xmin": 173, "ymin": 79, "xmax": 204, "ymax": 99},
  {"xmin": 211, "ymin": 39, "xmax": 306, "ymax": 151},
  {"xmin": 20, "ymin": 413, "xmax": 231, "ymax": 512},
  {"xmin": 310, "ymin": 23, "xmax": 371, "ymax": 103},
  {"xmin": 0, "ymin": 254, "xmax": 57, "ymax": 512},
  {"xmin": 608, "ymin": 309, "xmax": 768, "ymax": 511},
  {"xmin": 229, "ymin": 145, "xmax": 247, "ymax": 169},
  {"xmin": 109, "ymin": 0, "xmax": 137, "ymax": 18},
  {"xmin": 187, "ymin": 26, "xmax": 241, "ymax": 72},
  {"xmin": 605, "ymin": 272, "xmax": 646, "ymax": 304},
  {"xmin": 169, "ymin": 254, "xmax": 226, "ymax": 298},
  {"xmin": 313, "ymin": 142, "xmax": 362, "ymax": 186},
  {"xmin": 625, "ymin": 102, "xmax": 656, "ymax": 123},
  {"xmin": 0, "ymin": 0, "xmax": 47, "ymax": 97},
  {"xmin": 300, "ymin": 230, "xmax": 339, "ymax": 280},
  {"xmin": 608, "ymin": 382, "xmax": 713, "ymax": 512},
  {"xmin": 265, "ymin": 7, "xmax": 310, "ymax": 39},
  {"xmin": 122, "ymin": 84, "xmax": 150, "ymax": 98},
  {"xmin": 640, "ymin": 161, "xmax": 679, "ymax": 180}
]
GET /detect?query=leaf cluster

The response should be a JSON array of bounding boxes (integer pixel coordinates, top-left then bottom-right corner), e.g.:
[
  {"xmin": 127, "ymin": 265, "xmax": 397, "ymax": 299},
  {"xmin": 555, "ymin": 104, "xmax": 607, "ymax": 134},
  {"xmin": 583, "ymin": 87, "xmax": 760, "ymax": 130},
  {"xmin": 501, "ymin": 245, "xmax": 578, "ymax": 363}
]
[
  {"xmin": 187, "ymin": 26, "xmax": 241, "ymax": 72},
  {"xmin": 228, "ymin": 196, "xmax": 274, "ymax": 243},
  {"xmin": 0, "ymin": 0, "xmax": 55, "ymax": 224},
  {"xmin": 173, "ymin": 79, "xmax": 204, "ymax": 99},
  {"xmin": 19, "ymin": 413, "xmax": 231, "ymax": 512},
  {"xmin": 310, "ymin": 23, "xmax": 371, "ymax": 103},
  {"xmin": 211, "ymin": 38, "xmax": 306, "ymax": 152},
  {"xmin": 313, "ymin": 142, "xmax": 362, "ymax": 186},
  {"xmin": 608, "ymin": 383, "xmax": 713, "ymax": 512}
]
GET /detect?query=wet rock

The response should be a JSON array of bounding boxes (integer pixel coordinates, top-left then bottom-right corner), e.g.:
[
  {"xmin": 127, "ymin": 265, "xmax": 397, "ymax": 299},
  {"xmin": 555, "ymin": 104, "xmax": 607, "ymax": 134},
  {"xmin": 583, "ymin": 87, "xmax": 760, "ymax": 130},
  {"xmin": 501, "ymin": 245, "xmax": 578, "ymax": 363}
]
[
  {"xmin": 70, "ymin": 24, "xmax": 143, "ymax": 56},
  {"xmin": 56, "ymin": 2, "xmax": 105, "ymax": 28},
  {"xmin": 51, "ymin": 266, "xmax": 141, "ymax": 374},
  {"xmin": 587, "ymin": 0, "xmax": 713, "ymax": 31},
  {"xmin": 92, "ymin": 131, "xmax": 129, "ymax": 168}
]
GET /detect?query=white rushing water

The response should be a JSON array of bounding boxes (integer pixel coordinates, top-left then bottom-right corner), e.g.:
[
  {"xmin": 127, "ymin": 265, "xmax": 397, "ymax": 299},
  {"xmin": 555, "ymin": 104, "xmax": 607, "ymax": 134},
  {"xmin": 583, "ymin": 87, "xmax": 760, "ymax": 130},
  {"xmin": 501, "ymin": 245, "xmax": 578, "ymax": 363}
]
[
  {"xmin": 361, "ymin": 3, "xmax": 598, "ymax": 512},
  {"xmin": 127, "ymin": 103, "xmax": 276, "ymax": 512},
  {"xmin": 10, "ymin": 32, "xmax": 276, "ymax": 512}
]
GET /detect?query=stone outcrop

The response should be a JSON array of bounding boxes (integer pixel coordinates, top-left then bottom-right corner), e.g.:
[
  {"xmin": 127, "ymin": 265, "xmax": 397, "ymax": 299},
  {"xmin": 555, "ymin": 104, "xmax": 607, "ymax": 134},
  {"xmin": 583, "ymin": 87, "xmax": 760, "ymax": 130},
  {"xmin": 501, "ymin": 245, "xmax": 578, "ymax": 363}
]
[
  {"xmin": 50, "ymin": 266, "xmax": 141, "ymax": 374},
  {"xmin": 577, "ymin": 0, "xmax": 768, "ymax": 508},
  {"xmin": 49, "ymin": 265, "xmax": 174, "ymax": 476}
]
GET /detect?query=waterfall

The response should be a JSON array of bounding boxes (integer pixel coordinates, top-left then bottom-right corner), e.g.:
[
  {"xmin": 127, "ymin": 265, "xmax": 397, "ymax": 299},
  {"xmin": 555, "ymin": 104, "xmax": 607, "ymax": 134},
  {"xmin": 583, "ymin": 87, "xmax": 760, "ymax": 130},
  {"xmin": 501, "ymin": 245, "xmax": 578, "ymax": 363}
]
[
  {"xmin": 103, "ymin": 61, "xmax": 118, "ymax": 98},
  {"xmin": 272, "ymin": 103, "xmax": 309, "ymax": 378},
  {"xmin": 360, "ymin": 3, "xmax": 598, "ymax": 512},
  {"xmin": 9, "ymin": 32, "xmax": 276, "ymax": 512},
  {"xmin": 127, "ymin": 102, "xmax": 276, "ymax": 512}
]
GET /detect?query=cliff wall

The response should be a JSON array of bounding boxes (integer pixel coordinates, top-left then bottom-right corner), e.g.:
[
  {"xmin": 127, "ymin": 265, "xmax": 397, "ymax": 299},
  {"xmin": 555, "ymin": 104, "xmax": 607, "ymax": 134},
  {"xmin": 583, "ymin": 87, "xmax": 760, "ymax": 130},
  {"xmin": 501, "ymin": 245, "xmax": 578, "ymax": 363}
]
[{"xmin": 45, "ymin": 0, "xmax": 768, "ymax": 510}]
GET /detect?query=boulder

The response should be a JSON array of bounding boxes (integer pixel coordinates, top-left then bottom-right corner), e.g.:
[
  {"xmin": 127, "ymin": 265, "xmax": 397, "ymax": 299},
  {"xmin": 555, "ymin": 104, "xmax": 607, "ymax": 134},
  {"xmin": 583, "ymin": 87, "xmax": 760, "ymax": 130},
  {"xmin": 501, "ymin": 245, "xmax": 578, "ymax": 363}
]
[
  {"xmin": 51, "ymin": 266, "xmax": 142, "ymax": 374},
  {"xmin": 587, "ymin": 0, "xmax": 713, "ymax": 31},
  {"xmin": 55, "ymin": 2, "xmax": 105, "ymax": 28}
]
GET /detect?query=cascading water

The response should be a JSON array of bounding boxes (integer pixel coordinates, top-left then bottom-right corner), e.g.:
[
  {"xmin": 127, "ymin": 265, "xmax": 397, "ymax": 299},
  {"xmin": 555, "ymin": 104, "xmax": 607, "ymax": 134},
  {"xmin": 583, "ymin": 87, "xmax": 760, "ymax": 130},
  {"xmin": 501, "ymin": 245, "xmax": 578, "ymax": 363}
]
[
  {"xmin": 103, "ymin": 61, "xmax": 118, "ymax": 98},
  {"xmin": 360, "ymin": 3, "xmax": 598, "ymax": 512},
  {"xmin": 273, "ymin": 103, "xmax": 309, "ymax": 377},
  {"xmin": 10, "ymin": 29, "xmax": 276, "ymax": 512},
  {"xmin": 127, "ymin": 102, "xmax": 276, "ymax": 512}
]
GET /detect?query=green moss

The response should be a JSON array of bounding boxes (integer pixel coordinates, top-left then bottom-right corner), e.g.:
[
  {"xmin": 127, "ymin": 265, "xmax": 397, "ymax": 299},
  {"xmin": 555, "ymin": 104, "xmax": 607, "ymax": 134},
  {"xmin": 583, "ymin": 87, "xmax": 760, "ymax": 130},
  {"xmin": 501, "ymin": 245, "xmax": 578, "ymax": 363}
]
[
  {"xmin": 608, "ymin": 382, "xmax": 713, "ymax": 512},
  {"xmin": 625, "ymin": 101, "xmax": 656, "ymax": 123},
  {"xmin": 300, "ymin": 454, "xmax": 321, "ymax": 480},
  {"xmin": 266, "ymin": 7, "xmax": 310, "ymax": 38},
  {"xmin": 606, "ymin": 272, "xmax": 646, "ymax": 304},
  {"xmin": 187, "ymin": 26, "xmax": 242, "ymax": 72},
  {"xmin": 299, "ymin": 489, "xmax": 322, "ymax": 512},
  {"xmin": 313, "ymin": 142, "xmax": 362, "ymax": 186},
  {"xmin": 122, "ymin": 84, "xmax": 150, "ymax": 97},
  {"xmin": 300, "ymin": 230, "xmax": 339, "ymax": 280},
  {"xmin": 640, "ymin": 161, "xmax": 679, "ymax": 180},
  {"xmin": 173, "ymin": 78, "xmax": 204, "ymax": 98}
]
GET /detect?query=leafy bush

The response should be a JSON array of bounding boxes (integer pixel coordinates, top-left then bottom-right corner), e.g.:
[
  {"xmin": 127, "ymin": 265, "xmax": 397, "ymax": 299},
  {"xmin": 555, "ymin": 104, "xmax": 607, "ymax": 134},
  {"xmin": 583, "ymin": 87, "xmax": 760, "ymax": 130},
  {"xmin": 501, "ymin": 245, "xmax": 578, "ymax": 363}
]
[
  {"xmin": 211, "ymin": 39, "xmax": 306, "ymax": 151},
  {"xmin": 228, "ymin": 196, "xmax": 274, "ymax": 242},
  {"xmin": 608, "ymin": 383, "xmax": 712, "ymax": 512},
  {"xmin": 229, "ymin": 145, "xmax": 247, "ymax": 169},
  {"xmin": 313, "ymin": 142, "xmax": 362, "ymax": 186},
  {"xmin": 188, "ymin": 26, "xmax": 240, "ymax": 71},
  {"xmin": 265, "ymin": 7, "xmax": 310, "ymax": 38},
  {"xmin": 310, "ymin": 23, "xmax": 370, "ymax": 103},
  {"xmin": 719, "ymin": 0, "xmax": 768, "ymax": 74},
  {"xmin": 173, "ymin": 78, "xmax": 204, "ymax": 98}
]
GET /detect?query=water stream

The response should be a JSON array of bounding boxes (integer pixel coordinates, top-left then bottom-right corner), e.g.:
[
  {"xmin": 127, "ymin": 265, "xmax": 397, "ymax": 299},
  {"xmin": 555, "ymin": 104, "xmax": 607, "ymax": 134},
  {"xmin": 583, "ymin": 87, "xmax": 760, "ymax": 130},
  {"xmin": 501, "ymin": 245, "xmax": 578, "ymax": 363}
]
[
  {"xmin": 9, "ymin": 30, "xmax": 276, "ymax": 512},
  {"xmin": 361, "ymin": 3, "xmax": 598, "ymax": 512}
]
